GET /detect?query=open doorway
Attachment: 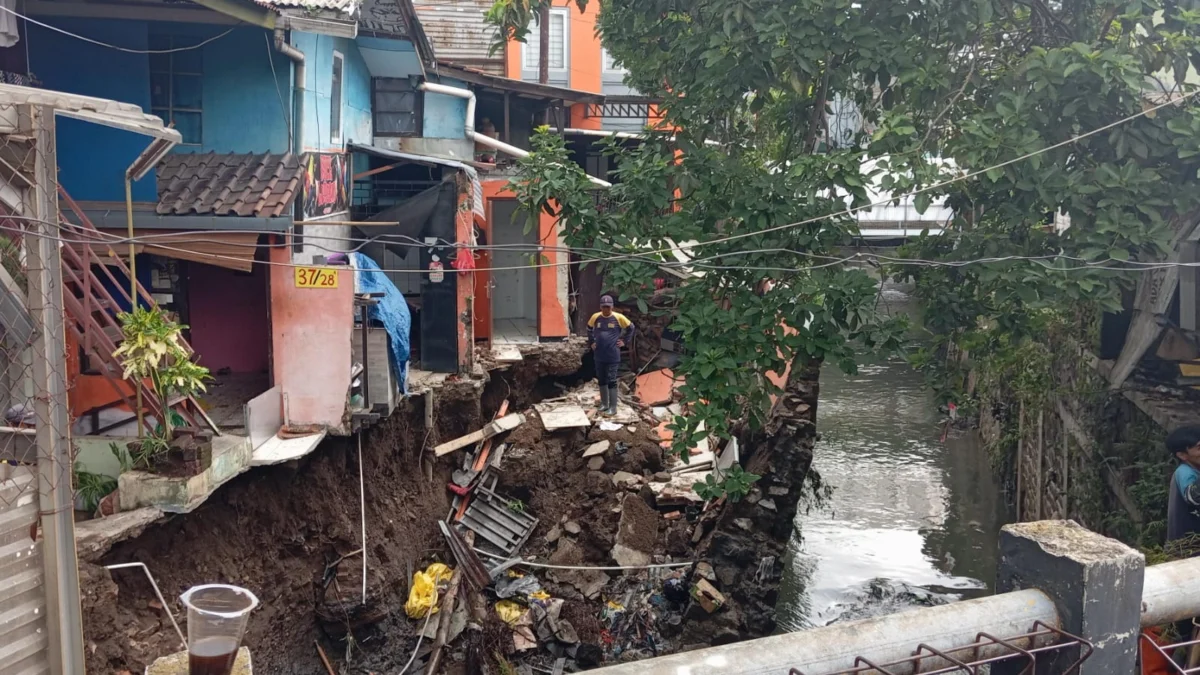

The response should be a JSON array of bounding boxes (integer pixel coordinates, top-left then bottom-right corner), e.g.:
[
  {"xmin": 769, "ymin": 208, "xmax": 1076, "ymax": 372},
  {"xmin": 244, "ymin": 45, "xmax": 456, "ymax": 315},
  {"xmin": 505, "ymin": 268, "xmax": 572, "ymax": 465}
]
[{"xmin": 490, "ymin": 200, "xmax": 539, "ymax": 343}]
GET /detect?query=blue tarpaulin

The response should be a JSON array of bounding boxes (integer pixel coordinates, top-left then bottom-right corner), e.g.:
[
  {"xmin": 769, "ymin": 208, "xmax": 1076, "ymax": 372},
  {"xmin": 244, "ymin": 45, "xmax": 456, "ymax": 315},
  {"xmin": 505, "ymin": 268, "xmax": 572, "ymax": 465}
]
[{"xmin": 352, "ymin": 253, "xmax": 411, "ymax": 394}]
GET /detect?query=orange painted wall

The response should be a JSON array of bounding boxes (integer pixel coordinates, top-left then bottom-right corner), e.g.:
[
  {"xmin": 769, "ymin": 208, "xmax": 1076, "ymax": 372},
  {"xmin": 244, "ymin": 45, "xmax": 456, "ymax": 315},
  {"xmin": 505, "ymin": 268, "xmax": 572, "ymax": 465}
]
[
  {"xmin": 481, "ymin": 179, "xmax": 569, "ymax": 339},
  {"xmin": 269, "ymin": 240, "xmax": 354, "ymax": 430},
  {"xmin": 455, "ymin": 176, "xmax": 474, "ymax": 370},
  {"xmin": 505, "ymin": 0, "xmax": 604, "ymax": 130},
  {"xmin": 66, "ymin": 328, "xmax": 138, "ymax": 418}
]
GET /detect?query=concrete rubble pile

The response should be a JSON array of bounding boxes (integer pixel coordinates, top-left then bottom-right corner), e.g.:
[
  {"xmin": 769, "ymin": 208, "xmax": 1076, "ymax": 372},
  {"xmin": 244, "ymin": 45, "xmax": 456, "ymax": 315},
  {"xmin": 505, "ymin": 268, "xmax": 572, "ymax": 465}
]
[{"xmin": 387, "ymin": 371, "xmax": 739, "ymax": 672}]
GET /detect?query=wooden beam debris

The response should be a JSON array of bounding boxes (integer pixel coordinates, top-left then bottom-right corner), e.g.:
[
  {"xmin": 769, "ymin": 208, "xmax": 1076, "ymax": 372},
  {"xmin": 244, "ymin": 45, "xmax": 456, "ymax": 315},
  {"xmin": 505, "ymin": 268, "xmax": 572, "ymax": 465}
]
[{"xmin": 434, "ymin": 413, "xmax": 525, "ymax": 456}]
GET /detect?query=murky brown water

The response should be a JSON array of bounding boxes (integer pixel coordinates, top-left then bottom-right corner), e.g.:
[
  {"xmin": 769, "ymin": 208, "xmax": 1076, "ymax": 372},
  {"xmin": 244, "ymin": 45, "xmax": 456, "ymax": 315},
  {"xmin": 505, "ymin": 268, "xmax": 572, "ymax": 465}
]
[{"xmin": 777, "ymin": 290, "xmax": 1011, "ymax": 630}]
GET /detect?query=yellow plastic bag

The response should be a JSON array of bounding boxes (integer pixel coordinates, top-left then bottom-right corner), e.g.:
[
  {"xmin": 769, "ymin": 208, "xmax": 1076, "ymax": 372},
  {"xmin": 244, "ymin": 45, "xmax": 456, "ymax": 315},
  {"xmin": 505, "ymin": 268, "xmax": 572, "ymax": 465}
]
[
  {"xmin": 405, "ymin": 562, "xmax": 453, "ymax": 619},
  {"xmin": 494, "ymin": 599, "xmax": 526, "ymax": 625}
]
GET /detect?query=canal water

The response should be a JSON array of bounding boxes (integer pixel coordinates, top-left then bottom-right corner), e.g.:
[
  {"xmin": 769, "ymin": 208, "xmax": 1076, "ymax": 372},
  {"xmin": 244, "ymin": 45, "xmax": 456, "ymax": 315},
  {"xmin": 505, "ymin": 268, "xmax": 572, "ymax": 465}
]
[{"xmin": 776, "ymin": 293, "xmax": 1011, "ymax": 631}]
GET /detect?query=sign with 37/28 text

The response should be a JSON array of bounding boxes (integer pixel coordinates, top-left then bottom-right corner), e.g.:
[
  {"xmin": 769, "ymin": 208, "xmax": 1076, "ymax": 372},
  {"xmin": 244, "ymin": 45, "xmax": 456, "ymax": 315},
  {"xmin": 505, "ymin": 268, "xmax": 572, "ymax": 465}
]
[{"xmin": 295, "ymin": 266, "xmax": 338, "ymax": 288}]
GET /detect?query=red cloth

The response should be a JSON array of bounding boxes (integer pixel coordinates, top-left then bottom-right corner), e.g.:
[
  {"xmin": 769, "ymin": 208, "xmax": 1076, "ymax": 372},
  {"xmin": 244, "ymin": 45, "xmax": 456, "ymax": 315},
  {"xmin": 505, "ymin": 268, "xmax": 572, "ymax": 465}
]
[{"xmin": 451, "ymin": 247, "xmax": 475, "ymax": 273}]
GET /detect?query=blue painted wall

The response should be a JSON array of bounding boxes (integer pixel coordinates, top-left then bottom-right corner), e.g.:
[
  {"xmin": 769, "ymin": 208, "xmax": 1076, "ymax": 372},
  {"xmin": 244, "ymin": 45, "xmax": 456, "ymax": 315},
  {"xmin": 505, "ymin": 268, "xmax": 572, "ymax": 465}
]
[
  {"xmin": 423, "ymin": 76, "xmax": 470, "ymax": 139},
  {"xmin": 27, "ymin": 17, "xmax": 292, "ymax": 201},
  {"xmin": 27, "ymin": 18, "xmax": 157, "ymax": 201},
  {"xmin": 292, "ymin": 32, "xmax": 372, "ymax": 152}
]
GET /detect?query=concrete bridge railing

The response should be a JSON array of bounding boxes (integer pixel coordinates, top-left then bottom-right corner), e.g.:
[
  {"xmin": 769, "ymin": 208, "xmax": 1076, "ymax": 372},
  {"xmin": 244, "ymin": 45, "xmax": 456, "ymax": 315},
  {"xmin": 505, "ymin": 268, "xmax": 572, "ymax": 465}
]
[{"xmin": 591, "ymin": 520, "xmax": 1198, "ymax": 675}]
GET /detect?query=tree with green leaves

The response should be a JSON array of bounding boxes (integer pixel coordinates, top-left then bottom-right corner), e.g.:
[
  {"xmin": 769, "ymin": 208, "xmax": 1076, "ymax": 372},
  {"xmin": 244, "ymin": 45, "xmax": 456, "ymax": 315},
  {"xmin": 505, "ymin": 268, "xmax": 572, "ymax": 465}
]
[{"xmin": 489, "ymin": 0, "xmax": 1200, "ymax": 638}]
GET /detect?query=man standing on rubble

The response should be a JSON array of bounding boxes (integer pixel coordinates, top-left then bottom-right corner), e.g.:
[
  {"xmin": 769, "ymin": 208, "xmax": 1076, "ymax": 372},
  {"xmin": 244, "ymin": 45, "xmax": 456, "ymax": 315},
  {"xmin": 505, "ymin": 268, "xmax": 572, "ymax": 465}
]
[{"xmin": 588, "ymin": 295, "xmax": 633, "ymax": 417}]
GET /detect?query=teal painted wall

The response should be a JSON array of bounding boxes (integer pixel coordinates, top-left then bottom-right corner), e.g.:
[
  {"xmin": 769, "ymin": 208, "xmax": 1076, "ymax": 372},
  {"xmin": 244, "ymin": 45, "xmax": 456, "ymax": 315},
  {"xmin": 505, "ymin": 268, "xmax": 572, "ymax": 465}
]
[
  {"xmin": 423, "ymin": 75, "xmax": 470, "ymax": 139},
  {"xmin": 292, "ymin": 32, "xmax": 372, "ymax": 152}
]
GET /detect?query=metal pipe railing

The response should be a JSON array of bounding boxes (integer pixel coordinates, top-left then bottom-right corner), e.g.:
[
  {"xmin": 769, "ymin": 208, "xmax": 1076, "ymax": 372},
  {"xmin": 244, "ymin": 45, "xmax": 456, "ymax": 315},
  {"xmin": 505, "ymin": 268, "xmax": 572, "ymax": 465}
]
[{"xmin": 589, "ymin": 556, "xmax": 1200, "ymax": 675}]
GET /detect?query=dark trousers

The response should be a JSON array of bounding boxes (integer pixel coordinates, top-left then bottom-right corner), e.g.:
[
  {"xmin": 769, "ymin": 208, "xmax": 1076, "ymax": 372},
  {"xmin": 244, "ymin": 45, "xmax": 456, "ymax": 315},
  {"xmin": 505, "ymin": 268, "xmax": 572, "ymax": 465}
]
[{"xmin": 596, "ymin": 361, "xmax": 619, "ymax": 388}]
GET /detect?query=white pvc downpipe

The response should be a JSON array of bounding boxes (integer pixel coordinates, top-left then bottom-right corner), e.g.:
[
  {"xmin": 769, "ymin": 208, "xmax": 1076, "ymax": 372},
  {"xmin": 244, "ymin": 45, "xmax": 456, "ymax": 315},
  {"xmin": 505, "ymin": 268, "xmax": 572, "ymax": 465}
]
[
  {"xmin": 274, "ymin": 28, "xmax": 305, "ymax": 155},
  {"xmin": 418, "ymin": 81, "xmax": 612, "ymax": 188},
  {"xmin": 557, "ymin": 127, "xmax": 723, "ymax": 147}
]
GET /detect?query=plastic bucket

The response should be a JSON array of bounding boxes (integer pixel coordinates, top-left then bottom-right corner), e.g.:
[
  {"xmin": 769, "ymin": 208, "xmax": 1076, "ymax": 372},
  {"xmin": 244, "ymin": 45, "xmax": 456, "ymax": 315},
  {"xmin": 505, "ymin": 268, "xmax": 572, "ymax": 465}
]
[{"xmin": 180, "ymin": 584, "xmax": 259, "ymax": 675}]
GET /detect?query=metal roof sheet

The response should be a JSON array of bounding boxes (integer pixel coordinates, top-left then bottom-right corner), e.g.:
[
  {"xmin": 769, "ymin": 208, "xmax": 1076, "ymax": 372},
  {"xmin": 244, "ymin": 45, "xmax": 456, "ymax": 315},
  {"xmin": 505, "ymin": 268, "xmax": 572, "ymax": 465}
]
[{"xmin": 252, "ymin": 0, "xmax": 363, "ymax": 15}]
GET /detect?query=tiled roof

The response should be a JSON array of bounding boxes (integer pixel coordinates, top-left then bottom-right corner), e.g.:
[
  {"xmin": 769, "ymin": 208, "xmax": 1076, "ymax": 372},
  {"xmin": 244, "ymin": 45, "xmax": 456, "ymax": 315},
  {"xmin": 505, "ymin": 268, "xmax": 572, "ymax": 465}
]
[
  {"xmin": 251, "ymin": 0, "xmax": 363, "ymax": 15},
  {"xmin": 156, "ymin": 152, "xmax": 303, "ymax": 218}
]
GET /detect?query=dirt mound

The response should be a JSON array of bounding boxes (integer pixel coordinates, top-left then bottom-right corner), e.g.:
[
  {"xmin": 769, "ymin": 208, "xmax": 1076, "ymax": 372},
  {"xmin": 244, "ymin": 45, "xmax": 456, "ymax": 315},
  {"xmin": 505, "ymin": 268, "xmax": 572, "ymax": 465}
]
[{"xmin": 85, "ymin": 402, "xmax": 451, "ymax": 674}]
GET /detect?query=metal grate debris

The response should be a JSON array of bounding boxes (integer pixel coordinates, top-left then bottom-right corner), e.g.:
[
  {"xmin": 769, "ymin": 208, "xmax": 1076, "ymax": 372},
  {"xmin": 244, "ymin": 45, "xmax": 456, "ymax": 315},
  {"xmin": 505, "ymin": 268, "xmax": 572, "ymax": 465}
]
[{"xmin": 789, "ymin": 621, "xmax": 1093, "ymax": 675}]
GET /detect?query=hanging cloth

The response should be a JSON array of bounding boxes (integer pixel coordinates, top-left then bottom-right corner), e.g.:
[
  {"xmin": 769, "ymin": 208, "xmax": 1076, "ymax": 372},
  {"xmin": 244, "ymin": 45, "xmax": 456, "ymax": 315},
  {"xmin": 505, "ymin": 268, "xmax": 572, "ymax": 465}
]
[{"xmin": 0, "ymin": 0, "xmax": 20, "ymax": 49}]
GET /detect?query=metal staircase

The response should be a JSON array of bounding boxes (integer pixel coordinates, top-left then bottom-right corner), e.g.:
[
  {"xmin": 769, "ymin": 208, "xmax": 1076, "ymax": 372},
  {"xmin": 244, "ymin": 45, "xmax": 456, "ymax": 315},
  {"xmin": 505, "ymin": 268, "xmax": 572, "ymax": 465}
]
[{"xmin": 56, "ymin": 187, "xmax": 218, "ymax": 434}]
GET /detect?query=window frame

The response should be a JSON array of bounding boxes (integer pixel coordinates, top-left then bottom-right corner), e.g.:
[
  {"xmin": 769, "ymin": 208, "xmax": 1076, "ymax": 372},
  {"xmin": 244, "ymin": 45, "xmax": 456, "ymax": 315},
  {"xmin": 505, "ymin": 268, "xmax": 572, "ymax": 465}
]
[
  {"xmin": 330, "ymin": 50, "xmax": 344, "ymax": 145},
  {"xmin": 148, "ymin": 33, "xmax": 203, "ymax": 146},
  {"xmin": 521, "ymin": 8, "xmax": 569, "ymax": 75},
  {"xmin": 601, "ymin": 47, "xmax": 627, "ymax": 74},
  {"xmin": 371, "ymin": 77, "xmax": 424, "ymax": 138}
]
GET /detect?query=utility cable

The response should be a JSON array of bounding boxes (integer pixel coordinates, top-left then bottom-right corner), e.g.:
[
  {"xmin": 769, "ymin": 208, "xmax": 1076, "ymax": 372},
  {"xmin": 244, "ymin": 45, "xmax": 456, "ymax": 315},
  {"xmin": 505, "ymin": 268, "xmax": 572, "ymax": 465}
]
[
  {"xmin": 0, "ymin": 6, "xmax": 238, "ymax": 54},
  {"xmin": 20, "ymin": 218, "xmax": 1200, "ymax": 275}
]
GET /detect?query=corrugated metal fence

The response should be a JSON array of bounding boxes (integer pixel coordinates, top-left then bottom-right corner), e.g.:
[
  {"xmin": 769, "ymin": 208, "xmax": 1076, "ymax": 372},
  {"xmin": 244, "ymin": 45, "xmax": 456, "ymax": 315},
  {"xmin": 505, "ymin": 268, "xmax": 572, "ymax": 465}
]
[{"xmin": 0, "ymin": 465, "xmax": 49, "ymax": 675}]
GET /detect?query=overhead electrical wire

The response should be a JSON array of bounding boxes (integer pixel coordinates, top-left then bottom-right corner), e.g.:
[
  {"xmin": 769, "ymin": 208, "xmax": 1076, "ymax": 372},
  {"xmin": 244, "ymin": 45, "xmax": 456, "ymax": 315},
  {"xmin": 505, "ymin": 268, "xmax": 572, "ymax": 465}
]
[
  {"xmin": 21, "ymin": 219, "xmax": 1200, "ymax": 276},
  {"xmin": 0, "ymin": 74, "xmax": 1187, "ymax": 275},
  {"xmin": 0, "ymin": 5, "xmax": 238, "ymax": 54}
]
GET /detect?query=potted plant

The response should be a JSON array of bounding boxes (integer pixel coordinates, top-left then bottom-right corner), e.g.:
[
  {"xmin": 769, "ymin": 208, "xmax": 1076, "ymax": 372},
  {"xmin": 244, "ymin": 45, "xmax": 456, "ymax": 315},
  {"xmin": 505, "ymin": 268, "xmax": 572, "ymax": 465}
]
[{"xmin": 113, "ymin": 307, "xmax": 212, "ymax": 477}]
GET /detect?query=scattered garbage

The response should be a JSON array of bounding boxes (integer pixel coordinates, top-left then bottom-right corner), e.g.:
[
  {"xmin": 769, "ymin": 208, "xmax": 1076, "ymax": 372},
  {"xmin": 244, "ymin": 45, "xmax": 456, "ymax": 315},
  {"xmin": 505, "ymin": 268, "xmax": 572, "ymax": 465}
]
[
  {"xmin": 405, "ymin": 563, "xmax": 453, "ymax": 619},
  {"xmin": 414, "ymin": 373, "xmax": 732, "ymax": 674}
]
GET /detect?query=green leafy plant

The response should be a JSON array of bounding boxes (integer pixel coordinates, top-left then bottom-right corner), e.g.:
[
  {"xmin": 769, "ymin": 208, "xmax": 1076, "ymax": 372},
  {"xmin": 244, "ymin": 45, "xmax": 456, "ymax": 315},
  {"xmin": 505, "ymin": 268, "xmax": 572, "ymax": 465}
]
[
  {"xmin": 73, "ymin": 462, "xmax": 116, "ymax": 514},
  {"xmin": 112, "ymin": 307, "xmax": 210, "ymax": 451},
  {"xmin": 694, "ymin": 465, "xmax": 761, "ymax": 503},
  {"xmin": 506, "ymin": 499, "xmax": 526, "ymax": 513}
]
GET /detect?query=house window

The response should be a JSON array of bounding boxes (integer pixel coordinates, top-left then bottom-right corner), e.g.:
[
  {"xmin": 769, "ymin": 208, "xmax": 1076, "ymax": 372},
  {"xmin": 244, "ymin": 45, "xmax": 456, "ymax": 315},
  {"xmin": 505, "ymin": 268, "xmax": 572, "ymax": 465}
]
[
  {"xmin": 331, "ymin": 51, "xmax": 344, "ymax": 145},
  {"xmin": 373, "ymin": 78, "xmax": 422, "ymax": 137},
  {"xmin": 149, "ymin": 34, "xmax": 203, "ymax": 145},
  {"xmin": 601, "ymin": 47, "xmax": 626, "ymax": 73},
  {"xmin": 522, "ymin": 9, "xmax": 567, "ymax": 72}
]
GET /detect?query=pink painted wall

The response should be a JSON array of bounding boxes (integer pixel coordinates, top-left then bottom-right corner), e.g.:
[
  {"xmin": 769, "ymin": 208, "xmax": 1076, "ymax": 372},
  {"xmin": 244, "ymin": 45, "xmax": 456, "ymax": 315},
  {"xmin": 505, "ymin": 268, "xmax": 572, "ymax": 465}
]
[
  {"xmin": 269, "ymin": 240, "xmax": 353, "ymax": 431},
  {"xmin": 188, "ymin": 262, "xmax": 270, "ymax": 373}
]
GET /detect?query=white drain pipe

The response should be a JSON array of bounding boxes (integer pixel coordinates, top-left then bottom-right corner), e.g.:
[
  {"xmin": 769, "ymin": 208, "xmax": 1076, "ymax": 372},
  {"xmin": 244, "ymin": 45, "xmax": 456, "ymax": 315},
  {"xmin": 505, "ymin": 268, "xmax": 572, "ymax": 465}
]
[{"xmin": 418, "ymin": 81, "xmax": 612, "ymax": 188}]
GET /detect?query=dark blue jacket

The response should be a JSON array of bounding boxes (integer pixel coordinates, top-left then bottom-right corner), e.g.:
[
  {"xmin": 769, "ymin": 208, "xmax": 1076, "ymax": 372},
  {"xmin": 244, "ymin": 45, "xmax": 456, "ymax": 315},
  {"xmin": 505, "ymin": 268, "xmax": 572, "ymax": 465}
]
[{"xmin": 588, "ymin": 311, "xmax": 633, "ymax": 363}]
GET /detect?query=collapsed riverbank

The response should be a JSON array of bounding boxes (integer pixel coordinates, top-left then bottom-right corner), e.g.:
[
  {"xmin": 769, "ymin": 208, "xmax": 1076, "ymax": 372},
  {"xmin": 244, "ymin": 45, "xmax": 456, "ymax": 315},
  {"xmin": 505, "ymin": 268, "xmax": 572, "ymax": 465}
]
[{"xmin": 79, "ymin": 341, "xmax": 769, "ymax": 673}]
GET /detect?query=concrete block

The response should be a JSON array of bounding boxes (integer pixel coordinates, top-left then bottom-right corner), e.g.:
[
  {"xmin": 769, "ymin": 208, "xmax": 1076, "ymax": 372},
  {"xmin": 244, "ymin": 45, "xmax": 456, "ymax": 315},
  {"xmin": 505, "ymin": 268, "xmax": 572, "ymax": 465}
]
[
  {"xmin": 146, "ymin": 646, "xmax": 252, "ymax": 674},
  {"xmin": 119, "ymin": 436, "xmax": 252, "ymax": 513},
  {"xmin": 996, "ymin": 520, "xmax": 1144, "ymax": 675}
]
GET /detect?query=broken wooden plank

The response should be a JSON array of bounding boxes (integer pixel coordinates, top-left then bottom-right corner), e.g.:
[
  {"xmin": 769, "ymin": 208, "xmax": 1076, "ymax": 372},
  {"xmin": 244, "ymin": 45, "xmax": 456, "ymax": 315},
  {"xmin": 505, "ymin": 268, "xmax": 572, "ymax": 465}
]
[
  {"xmin": 434, "ymin": 413, "xmax": 525, "ymax": 456},
  {"xmin": 536, "ymin": 405, "xmax": 590, "ymax": 431},
  {"xmin": 440, "ymin": 521, "xmax": 491, "ymax": 591},
  {"xmin": 472, "ymin": 400, "xmax": 510, "ymax": 472}
]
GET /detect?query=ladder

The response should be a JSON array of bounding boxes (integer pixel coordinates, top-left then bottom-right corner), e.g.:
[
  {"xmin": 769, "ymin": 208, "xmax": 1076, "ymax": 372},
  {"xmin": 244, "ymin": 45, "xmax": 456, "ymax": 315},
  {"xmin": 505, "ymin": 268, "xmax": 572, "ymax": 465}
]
[{"xmin": 55, "ymin": 187, "xmax": 218, "ymax": 435}]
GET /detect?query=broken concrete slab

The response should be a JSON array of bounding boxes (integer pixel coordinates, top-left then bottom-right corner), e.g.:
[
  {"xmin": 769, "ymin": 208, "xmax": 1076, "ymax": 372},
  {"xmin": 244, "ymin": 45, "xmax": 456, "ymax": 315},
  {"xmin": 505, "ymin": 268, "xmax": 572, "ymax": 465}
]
[
  {"xmin": 563, "ymin": 521, "xmax": 582, "ymax": 535},
  {"xmin": 651, "ymin": 473, "xmax": 708, "ymax": 506},
  {"xmin": 612, "ymin": 494, "xmax": 658, "ymax": 569},
  {"xmin": 492, "ymin": 344, "xmax": 524, "ymax": 362},
  {"xmin": 587, "ymin": 456, "xmax": 605, "ymax": 471},
  {"xmin": 536, "ymin": 404, "xmax": 591, "ymax": 431},
  {"xmin": 434, "ymin": 413, "xmax": 525, "ymax": 456},
  {"xmin": 582, "ymin": 440, "xmax": 611, "ymax": 457},
  {"xmin": 147, "ymin": 647, "xmax": 252, "ymax": 675},
  {"xmin": 611, "ymin": 471, "xmax": 642, "ymax": 489},
  {"xmin": 76, "ymin": 506, "xmax": 165, "ymax": 562}
]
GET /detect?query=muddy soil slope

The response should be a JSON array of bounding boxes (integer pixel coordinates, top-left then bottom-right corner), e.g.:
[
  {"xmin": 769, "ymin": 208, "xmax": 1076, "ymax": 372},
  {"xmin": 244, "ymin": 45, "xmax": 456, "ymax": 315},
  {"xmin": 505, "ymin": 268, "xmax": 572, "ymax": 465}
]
[{"xmin": 84, "ymin": 397, "xmax": 455, "ymax": 674}]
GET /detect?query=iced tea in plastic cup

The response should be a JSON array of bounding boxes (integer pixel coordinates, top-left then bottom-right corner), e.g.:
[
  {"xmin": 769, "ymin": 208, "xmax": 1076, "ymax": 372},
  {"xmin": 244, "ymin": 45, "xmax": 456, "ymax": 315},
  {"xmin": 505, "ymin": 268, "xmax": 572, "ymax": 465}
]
[{"xmin": 180, "ymin": 584, "xmax": 259, "ymax": 675}]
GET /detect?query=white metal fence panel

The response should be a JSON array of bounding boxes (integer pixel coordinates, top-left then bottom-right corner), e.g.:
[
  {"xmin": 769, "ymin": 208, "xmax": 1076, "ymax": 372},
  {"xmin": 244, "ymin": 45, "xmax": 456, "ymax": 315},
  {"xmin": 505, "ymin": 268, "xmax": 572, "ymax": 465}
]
[{"xmin": 0, "ymin": 465, "xmax": 49, "ymax": 675}]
